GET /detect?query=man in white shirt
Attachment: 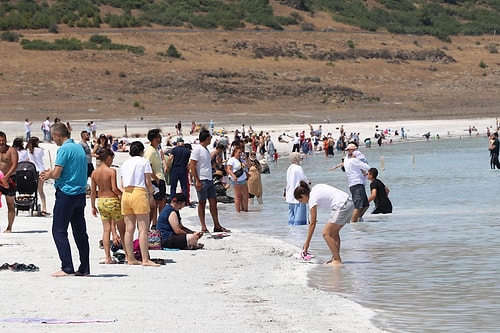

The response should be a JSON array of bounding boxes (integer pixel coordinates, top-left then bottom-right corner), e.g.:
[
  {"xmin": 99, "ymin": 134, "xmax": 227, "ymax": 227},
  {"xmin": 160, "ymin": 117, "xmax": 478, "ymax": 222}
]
[
  {"xmin": 24, "ymin": 119, "xmax": 32, "ymax": 142},
  {"xmin": 343, "ymin": 143, "xmax": 370, "ymax": 222},
  {"xmin": 189, "ymin": 129, "xmax": 229, "ymax": 233},
  {"xmin": 43, "ymin": 117, "xmax": 51, "ymax": 142}
]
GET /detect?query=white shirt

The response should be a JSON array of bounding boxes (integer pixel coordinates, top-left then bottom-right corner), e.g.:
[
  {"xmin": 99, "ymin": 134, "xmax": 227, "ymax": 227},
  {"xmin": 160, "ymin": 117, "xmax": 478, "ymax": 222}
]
[
  {"xmin": 28, "ymin": 147, "xmax": 45, "ymax": 172},
  {"xmin": 308, "ymin": 184, "xmax": 349, "ymax": 210},
  {"xmin": 121, "ymin": 156, "xmax": 152, "ymax": 189},
  {"xmin": 43, "ymin": 119, "xmax": 51, "ymax": 131},
  {"xmin": 343, "ymin": 155, "xmax": 369, "ymax": 187},
  {"xmin": 24, "ymin": 121, "xmax": 31, "ymax": 133},
  {"xmin": 190, "ymin": 144, "xmax": 212, "ymax": 180},
  {"xmin": 227, "ymin": 156, "xmax": 246, "ymax": 181},
  {"xmin": 18, "ymin": 150, "xmax": 29, "ymax": 162},
  {"xmin": 286, "ymin": 163, "xmax": 308, "ymax": 204}
]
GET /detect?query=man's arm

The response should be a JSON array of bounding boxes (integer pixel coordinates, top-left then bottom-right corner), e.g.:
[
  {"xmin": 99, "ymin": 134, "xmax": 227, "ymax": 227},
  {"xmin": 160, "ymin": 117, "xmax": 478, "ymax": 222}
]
[
  {"xmin": 40, "ymin": 165, "xmax": 63, "ymax": 181},
  {"xmin": 5, "ymin": 147, "xmax": 18, "ymax": 178}
]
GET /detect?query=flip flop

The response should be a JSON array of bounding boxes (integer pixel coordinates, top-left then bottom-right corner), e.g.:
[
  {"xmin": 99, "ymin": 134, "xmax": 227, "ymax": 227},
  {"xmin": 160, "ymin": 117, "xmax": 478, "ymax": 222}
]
[{"xmin": 213, "ymin": 226, "xmax": 231, "ymax": 233}]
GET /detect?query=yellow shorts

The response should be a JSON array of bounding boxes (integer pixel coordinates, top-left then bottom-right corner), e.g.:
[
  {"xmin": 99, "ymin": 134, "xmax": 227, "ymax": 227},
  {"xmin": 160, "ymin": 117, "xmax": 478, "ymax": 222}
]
[
  {"xmin": 97, "ymin": 197, "xmax": 123, "ymax": 221},
  {"xmin": 121, "ymin": 187, "xmax": 150, "ymax": 215}
]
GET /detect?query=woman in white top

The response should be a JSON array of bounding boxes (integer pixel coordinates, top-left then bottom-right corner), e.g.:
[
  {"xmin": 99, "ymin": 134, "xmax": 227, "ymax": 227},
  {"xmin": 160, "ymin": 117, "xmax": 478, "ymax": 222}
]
[
  {"xmin": 120, "ymin": 141, "xmax": 159, "ymax": 267},
  {"xmin": 294, "ymin": 181, "xmax": 354, "ymax": 266},
  {"xmin": 226, "ymin": 146, "xmax": 249, "ymax": 212},
  {"xmin": 285, "ymin": 152, "xmax": 309, "ymax": 225},
  {"xmin": 26, "ymin": 137, "xmax": 49, "ymax": 216},
  {"xmin": 13, "ymin": 138, "xmax": 29, "ymax": 162}
]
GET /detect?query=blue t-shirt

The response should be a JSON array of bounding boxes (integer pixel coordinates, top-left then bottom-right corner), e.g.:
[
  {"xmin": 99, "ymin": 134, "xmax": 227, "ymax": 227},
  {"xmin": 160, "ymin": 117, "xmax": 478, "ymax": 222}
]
[
  {"xmin": 171, "ymin": 146, "xmax": 191, "ymax": 170},
  {"xmin": 157, "ymin": 204, "xmax": 181, "ymax": 240},
  {"xmin": 54, "ymin": 138, "xmax": 88, "ymax": 196}
]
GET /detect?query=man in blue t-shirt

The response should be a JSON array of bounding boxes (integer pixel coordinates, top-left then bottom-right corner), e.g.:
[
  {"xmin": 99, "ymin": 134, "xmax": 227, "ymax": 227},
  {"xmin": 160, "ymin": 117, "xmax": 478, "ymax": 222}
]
[{"xmin": 41, "ymin": 122, "xmax": 90, "ymax": 277}]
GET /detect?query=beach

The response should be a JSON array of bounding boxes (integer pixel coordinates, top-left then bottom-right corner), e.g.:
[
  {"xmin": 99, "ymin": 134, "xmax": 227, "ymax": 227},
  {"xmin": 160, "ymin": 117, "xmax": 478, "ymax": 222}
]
[{"xmin": 0, "ymin": 117, "xmax": 496, "ymax": 333}]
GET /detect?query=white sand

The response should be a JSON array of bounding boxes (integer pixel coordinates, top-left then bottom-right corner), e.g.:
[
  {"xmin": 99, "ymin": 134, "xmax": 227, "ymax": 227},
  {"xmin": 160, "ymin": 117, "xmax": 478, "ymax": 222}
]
[{"xmin": 0, "ymin": 117, "xmax": 495, "ymax": 332}]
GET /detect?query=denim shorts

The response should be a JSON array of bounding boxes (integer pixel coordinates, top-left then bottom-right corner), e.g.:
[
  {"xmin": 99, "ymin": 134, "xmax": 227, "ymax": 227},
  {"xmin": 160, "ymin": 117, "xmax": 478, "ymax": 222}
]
[
  {"xmin": 349, "ymin": 184, "xmax": 369, "ymax": 209},
  {"xmin": 196, "ymin": 179, "xmax": 217, "ymax": 201}
]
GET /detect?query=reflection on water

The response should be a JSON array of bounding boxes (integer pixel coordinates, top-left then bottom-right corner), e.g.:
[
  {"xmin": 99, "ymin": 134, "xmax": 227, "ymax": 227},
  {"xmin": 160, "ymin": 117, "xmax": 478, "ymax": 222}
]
[{"xmin": 218, "ymin": 137, "xmax": 499, "ymax": 333}]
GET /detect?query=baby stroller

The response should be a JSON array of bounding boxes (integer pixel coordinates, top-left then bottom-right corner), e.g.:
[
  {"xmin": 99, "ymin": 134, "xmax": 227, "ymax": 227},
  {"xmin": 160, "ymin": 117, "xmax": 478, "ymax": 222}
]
[{"xmin": 14, "ymin": 161, "xmax": 40, "ymax": 216}]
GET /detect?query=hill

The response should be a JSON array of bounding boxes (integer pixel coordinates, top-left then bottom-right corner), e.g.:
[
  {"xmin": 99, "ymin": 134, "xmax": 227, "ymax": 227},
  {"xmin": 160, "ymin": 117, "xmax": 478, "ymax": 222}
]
[{"xmin": 1, "ymin": 1, "xmax": 500, "ymax": 125}]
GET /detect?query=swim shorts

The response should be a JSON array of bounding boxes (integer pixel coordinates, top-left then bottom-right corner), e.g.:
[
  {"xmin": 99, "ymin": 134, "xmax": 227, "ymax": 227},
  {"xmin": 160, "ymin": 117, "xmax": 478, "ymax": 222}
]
[
  {"xmin": 97, "ymin": 197, "xmax": 123, "ymax": 221},
  {"xmin": 0, "ymin": 175, "xmax": 17, "ymax": 197},
  {"xmin": 121, "ymin": 187, "xmax": 150, "ymax": 215}
]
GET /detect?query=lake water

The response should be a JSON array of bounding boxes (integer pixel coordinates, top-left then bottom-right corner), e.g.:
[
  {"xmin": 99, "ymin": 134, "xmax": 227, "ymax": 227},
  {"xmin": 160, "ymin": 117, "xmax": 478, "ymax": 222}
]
[{"xmin": 218, "ymin": 136, "xmax": 499, "ymax": 333}]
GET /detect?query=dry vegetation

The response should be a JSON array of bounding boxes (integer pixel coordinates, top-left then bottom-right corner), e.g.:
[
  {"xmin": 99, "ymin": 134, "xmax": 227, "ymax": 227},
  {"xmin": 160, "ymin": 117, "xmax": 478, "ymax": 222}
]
[{"xmin": 1, "ymin": 8, "xmax": 500, "ymax": 125}]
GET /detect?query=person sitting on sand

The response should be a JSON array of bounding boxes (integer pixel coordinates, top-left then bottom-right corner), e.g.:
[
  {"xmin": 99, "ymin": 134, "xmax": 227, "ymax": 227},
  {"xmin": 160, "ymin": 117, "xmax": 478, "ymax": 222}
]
[
  {"xmin": 91, "ymin": 148, "xmax": 126, "ymax": 264},
  {"xmin": 120, "ymin": 141, "xmax": 160, "ymax": 267},
  {"xmin": 294, "ymin": 181, "xmax": 354, "ymax": 266},
  {"xmin": 156, "ymin": 193, "xmax": 204, "ymax": 250}
]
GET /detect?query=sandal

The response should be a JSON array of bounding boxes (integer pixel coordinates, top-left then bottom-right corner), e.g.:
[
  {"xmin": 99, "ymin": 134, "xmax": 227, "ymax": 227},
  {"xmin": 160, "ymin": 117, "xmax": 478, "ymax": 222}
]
[
  {"xmin": 213, "ymin": 226, "xmax": 231, "ymax": 233},
  {"xmin": 40, "ymin": 211, "xmax": 51, "ymax": 217}
]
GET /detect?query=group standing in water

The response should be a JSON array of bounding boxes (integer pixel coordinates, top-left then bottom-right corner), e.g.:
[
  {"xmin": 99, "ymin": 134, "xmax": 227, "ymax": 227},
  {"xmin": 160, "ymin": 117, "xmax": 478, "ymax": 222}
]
[{"xmin": 289, "ymin": 139, "xmax": 392, "ymax": 265}]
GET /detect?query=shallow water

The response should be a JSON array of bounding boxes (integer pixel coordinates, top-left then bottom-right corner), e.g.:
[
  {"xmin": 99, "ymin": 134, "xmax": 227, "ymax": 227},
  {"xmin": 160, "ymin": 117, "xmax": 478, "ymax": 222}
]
[{"xmin": 220, "ymin": 136, "xmax": 499, "ymax": 333}]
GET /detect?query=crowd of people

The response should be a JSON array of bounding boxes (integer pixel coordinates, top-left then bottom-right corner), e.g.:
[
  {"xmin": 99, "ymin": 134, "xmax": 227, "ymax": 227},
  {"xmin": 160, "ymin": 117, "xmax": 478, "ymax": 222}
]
[{"xmin": 0, "ymin": 119, "xmax": 397, "ymax": 275}]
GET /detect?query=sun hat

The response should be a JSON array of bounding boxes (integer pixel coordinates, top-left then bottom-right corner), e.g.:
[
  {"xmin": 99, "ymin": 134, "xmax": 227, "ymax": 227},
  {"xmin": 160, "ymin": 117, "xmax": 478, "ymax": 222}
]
[{"xmin": 345, "ymin": 143, "xmax": 358, "ymax": 151}]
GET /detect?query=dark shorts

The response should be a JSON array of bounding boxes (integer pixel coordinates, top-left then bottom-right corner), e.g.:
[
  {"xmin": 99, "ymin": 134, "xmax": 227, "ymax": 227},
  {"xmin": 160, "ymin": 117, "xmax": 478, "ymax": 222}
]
[
  {"xmin": 161, "ymin": 234, "xmax": 188, "ymax": 250},
  {"xmin": 87, "ymin": 163, "xmax": 94, "ymax": 178},
  {"xmin": 152, "ymin": 179, "xmax": 167, "ymax": 201},
  {"xmin": 0, "ymin": 175, "xmax": 17, "ymax": 197},
  {"xmin": 196, "ymin": 179, "xmax": 217, "ymax": 201},
  {"xmin": 349, "ymin": 184, "xmax": 369, "ymax": 209}
]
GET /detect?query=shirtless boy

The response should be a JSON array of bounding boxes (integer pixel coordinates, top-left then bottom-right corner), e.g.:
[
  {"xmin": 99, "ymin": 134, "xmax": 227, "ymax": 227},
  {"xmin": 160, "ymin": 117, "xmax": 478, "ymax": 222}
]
[
  {"xmin": 90, "ymin": 148, "xmax": 125, "ymax": 264},
  {"xmin": 0, "ymin": 131, "xmax": 18, "ymax": 233}
]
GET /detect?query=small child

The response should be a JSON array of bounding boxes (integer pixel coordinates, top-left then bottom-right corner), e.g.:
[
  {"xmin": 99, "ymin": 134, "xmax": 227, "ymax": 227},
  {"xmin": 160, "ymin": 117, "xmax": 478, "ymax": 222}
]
[
  {"xmin": 352, "ymin": 149, "xmax": 368, "ymax": 164},
  {"xmin": 90, "ymin": 148, "xmax": 125, "ymax": 264}
]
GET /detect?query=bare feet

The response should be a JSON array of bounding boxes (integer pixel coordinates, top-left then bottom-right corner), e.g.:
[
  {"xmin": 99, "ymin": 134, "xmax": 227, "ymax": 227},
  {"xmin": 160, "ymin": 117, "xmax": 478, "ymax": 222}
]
[
  {"xmin": 142, "ymin": 260, "xmax": 161, "ymax": 267},
  {"xmin": 51, "ymin": 270, "xmax": 74, "ymax": 277},
  {"xmin": 127, "ymin": 260, "xmax": 141, "ymax": 265},
  {"xmin": 324, "ymin": 259, "xmax": 342, "ymax": 266},
  {"xmin": 3, "ymin": 229, "xmax": 12, "ymax": 233}
]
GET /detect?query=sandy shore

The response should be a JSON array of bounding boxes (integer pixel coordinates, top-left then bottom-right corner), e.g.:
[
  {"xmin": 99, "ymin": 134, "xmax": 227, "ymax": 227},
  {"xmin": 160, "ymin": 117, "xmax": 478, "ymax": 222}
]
[{"xmin": 0, "ymin": 117, "xmax": 495, "ymax": 332}]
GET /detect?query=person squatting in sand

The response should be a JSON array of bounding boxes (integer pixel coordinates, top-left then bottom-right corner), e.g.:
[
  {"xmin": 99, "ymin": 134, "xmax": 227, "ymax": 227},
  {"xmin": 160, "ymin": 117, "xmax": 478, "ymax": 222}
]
[
  {"xmin": 294, "ymin": 181, "xmax": 354, "ymax": 266},
  {"xmin": 91, "ymin": 148, "xmax": 126, "ymax": 264},
  {"xmin": 156, "ymin": 193, "xmax": 204, "ymax": 250},
  {"xmin": 40, "ymin": 122, "xmax": 90, "ymax": 277},
  {"xmin": 120, "ymin": 141, "xmax": 160, "ymax": 267}
]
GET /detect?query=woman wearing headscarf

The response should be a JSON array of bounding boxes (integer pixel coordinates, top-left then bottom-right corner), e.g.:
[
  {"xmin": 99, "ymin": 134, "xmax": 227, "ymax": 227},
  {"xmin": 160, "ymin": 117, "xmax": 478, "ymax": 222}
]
[{"xmin": 285, "ymin": 152, "xmax": 309, "ymax": 225}]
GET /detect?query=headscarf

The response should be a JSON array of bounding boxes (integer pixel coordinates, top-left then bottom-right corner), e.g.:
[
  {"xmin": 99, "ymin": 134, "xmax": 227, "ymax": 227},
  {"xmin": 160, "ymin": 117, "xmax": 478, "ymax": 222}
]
[{"xmin": 289, "ymin": 152, "xmax": 302, "ymax": 165}]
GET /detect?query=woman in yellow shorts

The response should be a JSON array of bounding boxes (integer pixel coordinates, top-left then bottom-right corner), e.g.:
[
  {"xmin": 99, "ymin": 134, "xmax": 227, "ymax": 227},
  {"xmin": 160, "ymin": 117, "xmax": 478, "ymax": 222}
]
[{"xmin": 120, "ymin": 141, "xmax": 160, "ymax": 267}]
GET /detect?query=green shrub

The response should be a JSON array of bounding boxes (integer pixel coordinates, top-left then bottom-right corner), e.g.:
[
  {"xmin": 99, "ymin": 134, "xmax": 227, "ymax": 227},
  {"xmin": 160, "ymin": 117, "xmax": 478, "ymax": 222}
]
[
  {"xmin": 166, "ymin": 45, "xmax": 181, "ymax": 58},
  {"xmin": 347, "ymin": 40, "xmax": 355, "ymax": 49},
  {"xmin": 486, "ymin": 44, "xmax": 498, "ymax": 54},
  {"xmin": 133, "ymin": 101, "xmax": 140, "ymax": 107},
  {"xmin": 301, "ymin": 22, "xmax": 315, "ymax": 31},
  {"xmin": 0, "ymin": 31, "xmax": 20, "ymax": 42},
  {"xmin": 90, "ymin": 34, "xmax": 111, "ymax": 44},
  {"xmin": 479, "ymin": 60, "xmax": 487, "ymax": 68}
]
